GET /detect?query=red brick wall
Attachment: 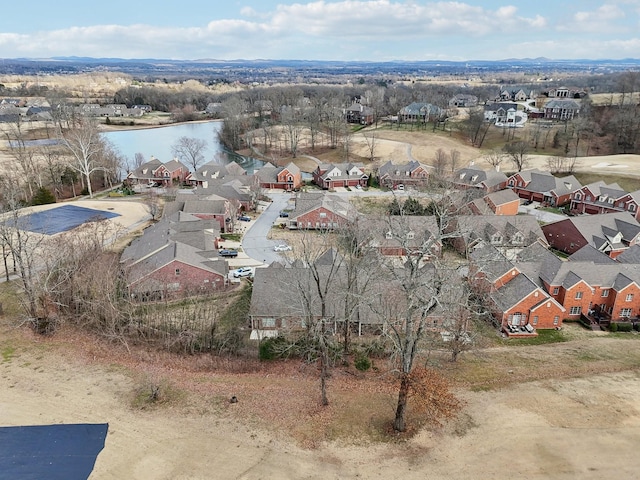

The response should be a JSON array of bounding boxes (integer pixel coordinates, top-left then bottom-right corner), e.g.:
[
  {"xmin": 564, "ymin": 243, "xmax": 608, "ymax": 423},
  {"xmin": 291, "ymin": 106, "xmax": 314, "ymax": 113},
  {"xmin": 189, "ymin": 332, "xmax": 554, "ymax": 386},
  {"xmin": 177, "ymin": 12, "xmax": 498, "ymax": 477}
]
[
  {"xmin": 295, "ymin": 207, "xmax": 348, "ymax": 229},
  {"xmin": 131, "ymin": 260, "xmax": 226, "ymax": 299},
  {"xmin": 501, "ymin": 290, "xmax": 562, "ymax": 329}
]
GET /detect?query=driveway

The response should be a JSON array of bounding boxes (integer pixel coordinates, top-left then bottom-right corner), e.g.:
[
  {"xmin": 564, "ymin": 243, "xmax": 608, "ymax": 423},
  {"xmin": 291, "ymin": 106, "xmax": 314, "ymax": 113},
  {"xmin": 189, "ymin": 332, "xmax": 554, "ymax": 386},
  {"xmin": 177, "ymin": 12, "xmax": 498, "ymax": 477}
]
[
  {"xmin": 518, "ymin": 203, "xmax": 567, "ymax": 223},
  {"xmin": 241, "ymin": 192, "xmax": 293, "ymax": 265}
]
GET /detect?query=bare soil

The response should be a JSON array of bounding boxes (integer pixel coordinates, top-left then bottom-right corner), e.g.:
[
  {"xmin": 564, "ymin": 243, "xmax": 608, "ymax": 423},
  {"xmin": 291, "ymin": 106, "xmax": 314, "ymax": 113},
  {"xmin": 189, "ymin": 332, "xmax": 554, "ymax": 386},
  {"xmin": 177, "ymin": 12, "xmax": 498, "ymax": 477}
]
[{"xmin": 2, "ymin": 315, "xmax": 640, "ymax": 479}]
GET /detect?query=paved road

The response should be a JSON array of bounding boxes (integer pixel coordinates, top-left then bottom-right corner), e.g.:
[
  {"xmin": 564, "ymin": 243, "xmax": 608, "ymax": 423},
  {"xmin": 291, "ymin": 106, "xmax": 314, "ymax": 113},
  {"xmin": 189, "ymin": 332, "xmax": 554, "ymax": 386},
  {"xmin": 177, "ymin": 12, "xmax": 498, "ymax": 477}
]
[{"xmin": 241, "ymin": 192, "xmax": 293, "ymax": 265}]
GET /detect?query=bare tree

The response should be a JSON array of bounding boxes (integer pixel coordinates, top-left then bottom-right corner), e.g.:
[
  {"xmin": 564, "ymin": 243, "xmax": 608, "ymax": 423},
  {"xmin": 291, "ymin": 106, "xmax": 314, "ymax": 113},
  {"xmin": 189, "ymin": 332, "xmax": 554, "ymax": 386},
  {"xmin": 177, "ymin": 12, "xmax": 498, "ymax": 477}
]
[
  {"xmin": 57, "ymin": 117, "xmax": 106, "ymax": 198},
  {"xmin": 171, "ymin": 136, "xmax": 207, "ymax": 171},
  {"xmin": 373, "ymin": 213, "xmax": 462, "ymax": 432},
  {"xmin": 503, "ymin": 141, "xmax": 531, "ymax": 172},
  {"xmin": 433, "ymin": 148, "xmax": 449, "ymax": 178},
  {"xmin": 449, "ymin": 149, "xmax": 461, "ymax": 173},
  {"xmin": 462, "ymin": 107, "xmax": 491, "ymax": 147},
  {"xmin": 362, "ymin": 130, "xmax": 378, "ymax": 162},
  {"xmin": 482, "ymin": 148, "xmax": 506, "ymax": 170}
]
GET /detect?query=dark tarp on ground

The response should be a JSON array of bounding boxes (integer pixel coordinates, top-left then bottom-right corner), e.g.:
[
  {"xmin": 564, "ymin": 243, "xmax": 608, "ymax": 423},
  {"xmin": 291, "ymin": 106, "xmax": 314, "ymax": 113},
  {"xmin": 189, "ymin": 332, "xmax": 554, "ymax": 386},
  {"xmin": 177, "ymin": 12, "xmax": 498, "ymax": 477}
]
[{"xmin": 0, "ymin": 423, "xmax": 108, "ymax": 480}]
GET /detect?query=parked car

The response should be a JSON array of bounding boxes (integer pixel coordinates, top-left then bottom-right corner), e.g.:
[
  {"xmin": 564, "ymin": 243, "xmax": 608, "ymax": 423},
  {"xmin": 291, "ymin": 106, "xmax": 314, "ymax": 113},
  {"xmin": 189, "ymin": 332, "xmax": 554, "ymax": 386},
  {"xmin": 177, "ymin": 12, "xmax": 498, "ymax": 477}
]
[
  {"xmin": 274, "ymin": 244, "xmax": 292, "ymax": 252},
  {"xmin": 219, "ymin": 249, "xmax": 238, "ymax": 257},
  {"xmin": 232, "ymin": 267, "xmax": 254, "ymax": 278},
  {"xmin": 396, "ymin": 184, "xmax": 405, "ymax": 191},
  {"xmin": 355, "ymin": 184, "xmax": 362, "ymax": 190},
  {"xmin": 238, "ymin": 215, "xmax": 251, "ymax": 222},
  {"xmin": 279, "ymin": 211, "xmax": 289, "ymax": 218}
]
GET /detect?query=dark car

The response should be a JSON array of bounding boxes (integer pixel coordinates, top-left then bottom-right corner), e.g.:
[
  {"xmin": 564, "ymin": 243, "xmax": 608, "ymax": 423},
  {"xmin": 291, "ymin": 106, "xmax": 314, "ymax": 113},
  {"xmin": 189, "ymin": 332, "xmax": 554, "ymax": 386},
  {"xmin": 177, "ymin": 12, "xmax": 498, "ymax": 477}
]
[
  {"xmin": 279, "ymin": 211, "xmax": 289, "ymax": 218},
  {"xmin": 238, "ymin": 215, "xmax": 251, "ymax": 222},
  {"xmin": 219, "ymin": 249, "xmax": 238, "ymax": 257}
]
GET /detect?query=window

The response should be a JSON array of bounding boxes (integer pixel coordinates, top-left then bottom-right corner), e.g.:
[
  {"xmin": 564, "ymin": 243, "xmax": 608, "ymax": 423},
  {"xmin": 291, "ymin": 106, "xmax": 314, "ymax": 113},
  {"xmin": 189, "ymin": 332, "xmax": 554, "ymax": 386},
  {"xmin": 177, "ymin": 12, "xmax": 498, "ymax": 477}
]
[
  {"xmin": 621, "ymin": 308, "xmax": 632, "ymax": 317},
  {"xmin": 407, "ymin": 231, "xmax": 415, "ymax": 240},
  {"xmin": 491, "ymin": 234, "xmax": 503, "ymax": 245},
  {"xmin": 511, "ymin": 313, "xmax": 523, "ymax": 326},
  {"xmin": 570, "ymin": 306, "xmax": 582, "ymax": 315},
  {"xmin": 575, "ymin": 291, "xmax": 583, "ymax": 299},
  {"xmin": 553, "ymin": 316, "xmax": 560, "ymax": 325},
  {"xmin": 319, "ymin": 212, "xmax": 327, "ymax": 218},
  {"xmin": 553, "ymin": 287, "xmax": 559, "ymax": 295},
  {"xmin": 630, "ymin": 204, "xmax": 636, "ymax": 212},
  {"xmin": 385, "ymin": 231, "xmax": 393, "ymax": 240},
  {"xmin": 512, "ymin": 233, "xmax": 524, "ymax": 245},
  {"xmin": 532, "ymin": 316, "xmax": 538, "ymax": 325},
  {"xmin": 626, "ymin": 293, "xmax": 634, "ymax": 302},
  {"xmin": 601, "ymin": 289, "xmax": 609, "ymax": 297},
  {"xmin": 175, "ymin": 268, "xmax": 180, "ymax": 276},
  {"xmin": 574, "ymin": 192, "xmax": 582, "ymax": 200},
  {"xmin": 262, "ymin": 318, "xmax": 276, "ymax": 328}
]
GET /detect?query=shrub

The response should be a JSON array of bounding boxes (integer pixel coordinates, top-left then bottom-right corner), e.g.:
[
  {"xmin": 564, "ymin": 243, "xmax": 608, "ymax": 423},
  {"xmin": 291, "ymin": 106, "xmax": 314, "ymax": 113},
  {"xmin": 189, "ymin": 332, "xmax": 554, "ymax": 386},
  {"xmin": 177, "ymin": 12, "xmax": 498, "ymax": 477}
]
[
  {"xmin": 617, "ymin": 322, "xmax": 633, "ymax": 332},
  {"xmin": 634, "ymin": 323, "xmax": 640, "ymax": 332},
  {"xmin": 609, "ymin": 322, "xmax": 618, "ymax": 332},
  {"xmin": 31, "ymin": 187, "xmax": 56, "ymax": 205},
  {"xmin": 259, "ymin": 336, "xmax": 289, "ymax": 360},
  {"xmin": 354, "ymin": 355, "xmax": 371, "ymax": 371}
]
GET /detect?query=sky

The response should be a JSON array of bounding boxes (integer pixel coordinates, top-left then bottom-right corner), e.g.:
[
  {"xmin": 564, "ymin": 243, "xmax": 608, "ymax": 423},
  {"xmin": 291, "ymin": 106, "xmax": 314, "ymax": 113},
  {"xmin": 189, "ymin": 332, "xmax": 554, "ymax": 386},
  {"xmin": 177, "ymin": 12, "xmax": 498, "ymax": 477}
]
[{"xmin": 0, "ymin": 1, "xmax": 639, "ymax": 61}]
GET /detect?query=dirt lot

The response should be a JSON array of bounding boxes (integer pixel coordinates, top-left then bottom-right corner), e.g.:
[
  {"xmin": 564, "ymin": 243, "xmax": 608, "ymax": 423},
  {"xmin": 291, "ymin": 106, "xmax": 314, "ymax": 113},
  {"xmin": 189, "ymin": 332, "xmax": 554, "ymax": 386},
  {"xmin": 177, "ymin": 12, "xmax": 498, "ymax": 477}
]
[{"xmin": 2, "ymin": 322, "xmax": 640, "ymax": 479}]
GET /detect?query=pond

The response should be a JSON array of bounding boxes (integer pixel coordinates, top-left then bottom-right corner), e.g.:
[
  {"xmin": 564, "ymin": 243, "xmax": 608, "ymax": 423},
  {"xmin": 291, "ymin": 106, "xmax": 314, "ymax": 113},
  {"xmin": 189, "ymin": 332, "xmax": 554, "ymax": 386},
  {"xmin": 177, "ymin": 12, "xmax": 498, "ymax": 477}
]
[{"xmin": 102, "ymin": 121, "xmax": 265, "ymax": 173}]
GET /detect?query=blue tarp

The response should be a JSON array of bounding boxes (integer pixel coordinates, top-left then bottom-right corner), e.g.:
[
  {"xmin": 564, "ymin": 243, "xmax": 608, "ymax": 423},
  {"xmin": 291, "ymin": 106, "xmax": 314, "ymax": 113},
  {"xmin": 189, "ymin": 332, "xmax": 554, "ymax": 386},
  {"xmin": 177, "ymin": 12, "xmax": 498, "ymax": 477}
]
[
  {"xmin": 0, "ymin": 423, "xmax": 108, "ymax": 480},
  {"xmin": 9, "ymin": 205, "xmax": 121, "ymax": 235}
]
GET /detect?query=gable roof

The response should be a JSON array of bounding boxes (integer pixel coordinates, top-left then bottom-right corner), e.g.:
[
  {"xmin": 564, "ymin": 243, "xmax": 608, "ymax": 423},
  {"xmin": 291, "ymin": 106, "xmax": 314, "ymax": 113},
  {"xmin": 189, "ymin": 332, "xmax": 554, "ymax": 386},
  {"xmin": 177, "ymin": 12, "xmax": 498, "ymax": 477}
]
[
  {"xmin": 512, "ymin": 169, "xmax": 581, "ymax": 196},
  {"xmin": 455, "ymin": 166, "xmax": 508, "ymax": 189},
  {"xmin": 290, "ymin": 192, "xmax": 357, "ymax": 220}
]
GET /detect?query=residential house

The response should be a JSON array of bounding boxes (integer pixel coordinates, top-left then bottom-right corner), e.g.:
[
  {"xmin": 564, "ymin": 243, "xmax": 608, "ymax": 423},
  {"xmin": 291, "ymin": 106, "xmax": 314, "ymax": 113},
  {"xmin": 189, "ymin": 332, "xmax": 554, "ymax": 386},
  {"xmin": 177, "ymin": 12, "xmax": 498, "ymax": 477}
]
[
  {"xmin": 288, "ymin": 192, "xmax": 357, "ymax": 230},
  {"xmin": 397, "ymin": 102, "xmax": 442, "ymax": 123},
  {"xmin": 249, "ymin": 255, "xmax": 385, "ymax": 338},
  {"xmin": 121, "ymin": 214, "xmax": 228, "ymax": 301},
  {"xmin": 545, "ymin": 87, "xmax": 587, "ymax": 99},
  {"xmin": 255, "ymin": 162, "xmax": 302, "ymax": 190},
  {"xmin": 538, "ymin": 253, "xmax": 640, "ymax": 323},
  {"xmin": 507, "ymin": 169, "xmax": 580, "ymax": 206},
  {"xmin": 483, "ymin": 103, "xmax": 526, "ymax": 126},
  {"xmin": 453, "ymin": 166, "xmax": 508, "ymax": 193},
  {"xmin": 467, "ymin": 189, "xmax": 520, "ymax": 216},
  {"xmin": 542, "ymin": 211, "xmax": 640, "ymax": 258},
  {"xmin": 126, "ymin": 157, "xmax": 190, "ymax": 187},
  {"xmin": 469, "ymin": 243, "xmax": 565, "ymax": 335},
  {"xmin": 452, "ymin": 215, "xmax": 548, "ymax": 261},
  {"xmin": 312, "ymin": 163, "xmax": 368, "ymax": 189},
  {"xmin": 544, "ymin": 99, "xmax": 580, "ymax": 121},
  {"xmin": 448, "ymin": 94, "xmax": 478, "ymax": 108},
  {"xmin": 344, "ymin": 102, "xmax": 374, "ymax": 125},
  {"xmin": 569, "ymin": 180, "xmax": 640, "ymax": 221},
  {"xmin": 186, "ymin": 161, "xmax": 247, "ymax": 188},
  {"xmin": 367, "ymin": 215, "xmax": 441, "ymax": 258},
  {"xmin": 377, "ymin": 160, "xmax": 430, "ymax": 188},
  {"xmin": 166, "ymin": 191, "xmax": 231, "ymax": 232}
]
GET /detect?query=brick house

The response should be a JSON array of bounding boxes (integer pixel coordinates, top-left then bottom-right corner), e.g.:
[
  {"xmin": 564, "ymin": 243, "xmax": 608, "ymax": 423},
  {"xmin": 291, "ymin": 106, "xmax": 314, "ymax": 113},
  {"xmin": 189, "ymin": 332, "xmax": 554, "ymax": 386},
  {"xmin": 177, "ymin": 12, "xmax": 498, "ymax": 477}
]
[
  {"xmin": 507, "ymin": 169, "xmax": 580, "ymax": 207},
  {"xmin": 312, "ymin": 163, "xmax": 368, "ymax": 189},
  {"xmin": 288, "ymin": 192, "xmax": 357, "ymax": 230},
  {"xmin": 542, "ymin": 211, "xmax": 640, "ymax": 258},
  {"xmin": 453, "ymin": 166, "xmax": 508, "ymax": 193},
  {"xmin": 185, "ymin": 160, "xmax": 247, "ymax": 188},
  {"xmin": 569, "ymin": 180, "xmax": 640, "ymax": 221},
  {"xmin": 467, "ymin": 189, "xmax": 520, "ymax": 216},
  {"xmin": 448, "ymin": 94, "xmax": 478, "ymax": 108},
  {"xmin": 126, "ymin": 157, "xmax": 190, "ymax": 187},
  {"xmin": 452, "ymin": 215, "xmax": 548, "ymax": 261},
  {"xmin": 256, "ymin": 162, "xmax": 302, "ymax": 190},
  {"xmin": 469, "ymin": 243, "xmax": 565, "ymax": 335},
  {"xmin": 344, "ymin": 102, "xmax": 374, "ymax": 125},
  {"xmin": 377, "ymin": 160, "xmax": 430, "ymax": 189},
  {"xmin": 366, "ymin": 215, "xmax": 442, "ymax": 258},
  {"xmin": 121, "ymin": 215, "xmax": 228, "ymax": 301},
  {"xmin": 539, "ymin": 253, "xmax": 640, "ymax": 323},
  {"xmin": 167, "ymin": 191, "xmax": 231, "ymax": 232},
  {"xmin": 543, "ymin": 99, "xmax": 580, "ymax": 121}
]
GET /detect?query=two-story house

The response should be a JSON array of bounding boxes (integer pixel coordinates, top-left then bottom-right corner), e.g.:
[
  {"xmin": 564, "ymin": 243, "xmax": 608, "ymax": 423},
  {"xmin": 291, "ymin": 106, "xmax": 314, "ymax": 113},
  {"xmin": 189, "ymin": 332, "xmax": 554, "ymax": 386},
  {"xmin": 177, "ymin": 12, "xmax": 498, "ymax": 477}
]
[
  {"xmin": 377, "ymin": 160, "xmax": 430, "ymax": 188},
  {"xmin": 570, "ymin": 180, "xmax": 640, "ymax": 221},
  {"xmin": 507, "ymin": 169, "xmax": 580, "ymax": 207},
  {"xmin": 312, "ymin": 163, "xmax": 368, "ymax": 189}
]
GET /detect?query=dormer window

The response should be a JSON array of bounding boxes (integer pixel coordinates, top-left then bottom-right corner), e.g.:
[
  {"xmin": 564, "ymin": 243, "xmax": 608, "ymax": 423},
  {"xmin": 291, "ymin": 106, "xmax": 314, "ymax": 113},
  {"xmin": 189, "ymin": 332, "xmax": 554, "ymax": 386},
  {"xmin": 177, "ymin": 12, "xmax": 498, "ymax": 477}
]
[
  {"xmin": 407, "ymin": 231, "xmax": 415, "ymax": 240},
  {"xmin": 608, "ymin": 198, "xmax": 614, "ymax": 204},
  {"xmin": 574, "ymin": 192, "xmax": 582, "ymax": 200},
  {"xmin": 512, "ymin": 233, "xmax": 524, "ymax": 245},
  {"xmin": 385, "ymin": 231, "xmax": 393, "ymax": 240},
  {"xmin": 471, "ymin": 175, "xmax": 478, "ymax": 182},
  {"xmin": 491, "ymin": 233, "xmax": 503, "ymax": 244},
  {"xmin": 599, "ymin": 195, "xmax": 606, "ymax": 202},
  {"xmin": 460, "ymin": 173, "xmax": 465, "ymax": 180}
]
